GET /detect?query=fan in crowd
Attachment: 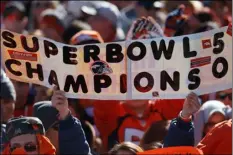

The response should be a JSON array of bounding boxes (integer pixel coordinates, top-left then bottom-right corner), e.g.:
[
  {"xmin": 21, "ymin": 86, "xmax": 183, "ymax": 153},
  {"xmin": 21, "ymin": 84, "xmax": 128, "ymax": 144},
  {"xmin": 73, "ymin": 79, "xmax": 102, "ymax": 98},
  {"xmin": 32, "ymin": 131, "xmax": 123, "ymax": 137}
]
[{"xmin": 0, "ymin": 0, "xmax": 232, "ymax": 155}]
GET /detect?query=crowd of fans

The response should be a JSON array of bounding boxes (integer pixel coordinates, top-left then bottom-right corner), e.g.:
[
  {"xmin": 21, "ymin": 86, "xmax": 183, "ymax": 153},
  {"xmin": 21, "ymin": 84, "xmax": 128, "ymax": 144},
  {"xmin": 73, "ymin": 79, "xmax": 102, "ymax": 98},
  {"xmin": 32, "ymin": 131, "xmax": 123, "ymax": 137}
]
[{"xmin": 0, "ymin": 0, "xmax": 232, "ymax": 155}]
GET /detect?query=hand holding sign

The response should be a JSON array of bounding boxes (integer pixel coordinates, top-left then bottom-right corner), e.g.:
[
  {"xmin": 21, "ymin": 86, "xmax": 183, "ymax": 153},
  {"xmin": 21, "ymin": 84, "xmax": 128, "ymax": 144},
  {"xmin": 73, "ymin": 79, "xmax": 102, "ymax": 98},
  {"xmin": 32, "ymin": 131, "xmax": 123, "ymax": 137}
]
[
  {"xmin": 126, "ymin": 16, "xmax": 164, "ymax": 40},
  {"xmin": 51, "ymin": 86, "xmax": 70, "ymax": 120},
  {"xmin": 181, "ymin": 92, "xmax": 201, "ymax": 119}
]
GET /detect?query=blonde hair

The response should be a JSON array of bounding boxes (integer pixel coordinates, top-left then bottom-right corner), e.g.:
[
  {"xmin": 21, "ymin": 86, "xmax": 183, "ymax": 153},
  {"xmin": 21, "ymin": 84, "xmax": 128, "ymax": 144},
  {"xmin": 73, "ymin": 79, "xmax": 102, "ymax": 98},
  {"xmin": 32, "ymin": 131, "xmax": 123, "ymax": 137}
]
[{"xmin": 109, "ymin": 142, "xmax": 144, "ymax": 155}]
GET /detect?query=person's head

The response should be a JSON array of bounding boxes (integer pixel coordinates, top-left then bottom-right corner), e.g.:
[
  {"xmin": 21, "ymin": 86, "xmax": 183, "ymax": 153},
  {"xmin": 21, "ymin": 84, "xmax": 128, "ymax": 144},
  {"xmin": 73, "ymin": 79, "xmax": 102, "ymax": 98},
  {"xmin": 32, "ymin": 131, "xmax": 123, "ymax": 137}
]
[
  {"xmin": 70, "ymin": 30, "xmax": 104, "ymax": 45},
  {"xmin": 216, "ymin": 89, "xmax": 232, "ymax": 107},
  {"xmin": 11, "ymin": 80, "xmax": 30, "ymax": 109},
  {"xmin": 3, "ymin": 1, "xmax": 28, "ymax": 33},
  {"xmin": 109, "ymin": 142, "xmax": 144, "ymax": 155},
  {"xmin": 0, "ymin": 69, "xmax": 16, "ymax": 123},
  {"xmin": 135, "ymin": 1, "xmax": 165, "ymax": 18},
  {"xmin": 140, "ymin": 120, "xmax": 170, "ymax": 150},
  {"xmin": 39, "ymin": 9, "xmax": 66, "ymax": 42},
  {"xmin": 4, "ymin": 116, "xmax": 55, "ymax": 155},
  {"xmin": 201, "ymin": 100, "xmax": 228, "ymax": 135},
  {"xmin": 62, "ymin": 20, "xmax": 91, "ymax": 44},
  {"xmin": 33, "ymin": 101, "xmax": 59, "ymax": 151},
  {"xmin": 188, "ymin": 7, "xmax": 219, "ymax": 33},
  {"xmin": 124, "ymin": 100, "xmax": 148, "ymax": 110},
  {"xmin": 83, "ymin": 2, "xmax": 120, "ymax": 42},
  {"xmin": 33, "ymin": 85, "xmax": 52, "ymax": 103},
  {"xmin": 165, "ymin": 1, "xmax": 203, "ymax": 16},
  {"xmin": 32, "ymin": 1, "xmax": 59, "ymax": 26}
]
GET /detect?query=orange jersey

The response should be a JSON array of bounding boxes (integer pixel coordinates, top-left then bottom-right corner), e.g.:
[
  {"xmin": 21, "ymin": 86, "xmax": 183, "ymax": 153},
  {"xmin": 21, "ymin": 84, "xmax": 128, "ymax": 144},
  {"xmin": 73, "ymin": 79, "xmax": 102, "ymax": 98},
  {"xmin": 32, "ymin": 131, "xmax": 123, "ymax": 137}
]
[
  {"xmin": 197, "ymin": 119, "xmax": 232, "ymax": 155},
  {"xmin": 94, "ymin": 99, "xmax": 184, "ymax": 150}
]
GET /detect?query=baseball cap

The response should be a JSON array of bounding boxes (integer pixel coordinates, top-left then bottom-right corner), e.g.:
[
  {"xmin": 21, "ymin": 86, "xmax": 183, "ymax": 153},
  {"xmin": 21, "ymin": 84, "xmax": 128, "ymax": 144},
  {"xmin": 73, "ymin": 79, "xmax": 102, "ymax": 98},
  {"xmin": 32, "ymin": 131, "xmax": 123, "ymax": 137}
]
[
  {"xmin": 70, "ymin": 30, "xmax": 104, "ymax": 45},
  {"xmin": 3, "ymin": 1, "xmax": 26, "ymax": 19},
  {"xmin": 6, "ymin": 116, "xmax": 45, "ymax": 141},
  {"xmin": 40, "ymin": 7, "xmax": 70, "ymax": 34},
  {"xmin": 81, "ymin": 1, "xmax": 120, "ymax": 28},
  {"xmin": 33, "ymin": 101, "xmax": 59, "ymax": 131},
  {"xmin": 0, "ymin": 68, "xmax": 16, "ymax": 101}
]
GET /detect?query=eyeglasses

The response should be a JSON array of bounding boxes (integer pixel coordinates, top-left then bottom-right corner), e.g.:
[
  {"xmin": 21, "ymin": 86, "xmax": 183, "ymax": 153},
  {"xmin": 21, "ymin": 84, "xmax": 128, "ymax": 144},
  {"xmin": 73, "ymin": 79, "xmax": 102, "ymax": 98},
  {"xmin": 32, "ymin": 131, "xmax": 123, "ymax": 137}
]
[
  {"xmin": 217, "ymin": 93, "xmax": 232, "ymax": 101},
  {"xmin": 10, "ymin": 142, "xmax": 38, "ymax": 152}
]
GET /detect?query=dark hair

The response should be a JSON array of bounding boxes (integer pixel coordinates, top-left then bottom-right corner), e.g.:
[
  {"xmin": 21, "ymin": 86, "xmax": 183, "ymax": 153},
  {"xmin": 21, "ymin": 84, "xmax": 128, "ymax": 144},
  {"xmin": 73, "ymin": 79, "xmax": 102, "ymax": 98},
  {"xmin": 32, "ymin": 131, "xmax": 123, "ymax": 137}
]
[
  {"xmin": 194, "ymin": 22, "xmax": 219, "ymax": 33},
  {"xmin": 140, "ymin": 120, "xmax": 170, "ymax": 150},
  {"xmin": 62, "ymin": 20, "xmax": 91, "ymax": 44}
]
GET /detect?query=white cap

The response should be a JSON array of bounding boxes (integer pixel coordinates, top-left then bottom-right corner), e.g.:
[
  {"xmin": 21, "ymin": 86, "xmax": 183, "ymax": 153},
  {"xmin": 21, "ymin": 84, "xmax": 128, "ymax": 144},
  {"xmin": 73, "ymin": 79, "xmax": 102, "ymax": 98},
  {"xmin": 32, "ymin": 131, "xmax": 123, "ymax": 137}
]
[{"xmin": 81, "ymin": 1, "xmax": 120, "ymax": 28}]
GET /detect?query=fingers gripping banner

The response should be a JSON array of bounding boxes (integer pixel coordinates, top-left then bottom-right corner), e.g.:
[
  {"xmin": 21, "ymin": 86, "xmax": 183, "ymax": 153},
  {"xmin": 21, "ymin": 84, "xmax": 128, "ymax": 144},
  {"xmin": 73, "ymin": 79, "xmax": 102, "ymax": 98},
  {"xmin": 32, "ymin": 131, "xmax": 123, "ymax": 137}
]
[{"xmin": 1, "ymin": 26, "xmax": 232, "ymax": 100}]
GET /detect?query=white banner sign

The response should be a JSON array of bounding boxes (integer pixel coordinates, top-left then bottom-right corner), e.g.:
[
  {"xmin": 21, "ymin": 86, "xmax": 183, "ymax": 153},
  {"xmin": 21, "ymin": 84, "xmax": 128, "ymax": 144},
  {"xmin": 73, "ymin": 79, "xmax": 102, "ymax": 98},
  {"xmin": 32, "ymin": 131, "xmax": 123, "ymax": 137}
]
[{"xmin": 1, "ymin": 26, "xmax": 232, "ymax": 100}]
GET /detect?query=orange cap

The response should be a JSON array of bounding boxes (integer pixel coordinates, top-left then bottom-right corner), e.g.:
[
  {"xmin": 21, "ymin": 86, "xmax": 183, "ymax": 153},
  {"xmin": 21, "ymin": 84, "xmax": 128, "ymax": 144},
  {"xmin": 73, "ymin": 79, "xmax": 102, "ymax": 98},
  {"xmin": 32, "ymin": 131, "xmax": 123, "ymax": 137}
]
[{"xmin": 70, "ymin": 30, "xmax": 104, "ymax": 45}]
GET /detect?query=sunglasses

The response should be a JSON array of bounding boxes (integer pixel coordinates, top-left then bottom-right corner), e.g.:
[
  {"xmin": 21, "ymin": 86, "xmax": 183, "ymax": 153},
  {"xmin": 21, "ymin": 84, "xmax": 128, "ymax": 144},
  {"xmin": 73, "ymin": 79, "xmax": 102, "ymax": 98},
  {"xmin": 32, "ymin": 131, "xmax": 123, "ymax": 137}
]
[
  {"xmin": 10, "ymin": 142, "xmax": 37, "ymax": 152},
  {"xmin": 217, "ymin": 93, "xmax": 232, "ymax": 101}
]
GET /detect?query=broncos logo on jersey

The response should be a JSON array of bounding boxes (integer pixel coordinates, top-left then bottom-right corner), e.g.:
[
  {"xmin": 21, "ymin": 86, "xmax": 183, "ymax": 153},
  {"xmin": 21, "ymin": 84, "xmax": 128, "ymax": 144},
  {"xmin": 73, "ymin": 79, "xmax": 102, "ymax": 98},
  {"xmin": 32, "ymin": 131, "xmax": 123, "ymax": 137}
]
[{"xmin": 90, "ymin": 60, "xmax": 113, "ymax": 75}]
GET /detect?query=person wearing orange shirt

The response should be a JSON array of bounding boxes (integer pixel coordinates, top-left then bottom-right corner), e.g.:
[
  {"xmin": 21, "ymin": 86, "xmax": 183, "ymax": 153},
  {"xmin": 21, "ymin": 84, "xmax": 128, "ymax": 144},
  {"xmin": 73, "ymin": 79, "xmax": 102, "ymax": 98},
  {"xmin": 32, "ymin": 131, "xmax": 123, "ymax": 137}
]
[
  {"xmin": 163, "ymin": 92, "xmax": 232, "ymax": 155},
  {"xmin": 196, "ymin": 119, "xmax": 232, "ymax": 154},
  {"xmin": 93, "ymin": 16, "xmax": 184, "ymax": 151},
  {"xmin": 94, "ymin": 98, "xmax": 184, "ymax": 151}
]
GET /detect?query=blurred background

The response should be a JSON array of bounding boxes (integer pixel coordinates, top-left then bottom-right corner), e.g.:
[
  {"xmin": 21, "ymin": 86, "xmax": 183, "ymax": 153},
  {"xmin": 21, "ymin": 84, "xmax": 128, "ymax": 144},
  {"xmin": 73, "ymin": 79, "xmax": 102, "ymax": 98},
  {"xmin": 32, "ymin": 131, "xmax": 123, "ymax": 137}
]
[{"xmin": 1, "ymin": 0, "xmax": 232, "ymax": 43}]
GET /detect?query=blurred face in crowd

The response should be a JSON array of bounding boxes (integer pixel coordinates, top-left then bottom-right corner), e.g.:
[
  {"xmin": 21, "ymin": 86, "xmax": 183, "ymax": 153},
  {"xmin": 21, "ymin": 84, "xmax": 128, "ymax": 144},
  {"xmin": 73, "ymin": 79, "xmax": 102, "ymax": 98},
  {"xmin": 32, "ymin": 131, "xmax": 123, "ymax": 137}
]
[
  {"xmin": 39, "ymin": 19, "xmax": 63, "ymax": 42},
  {"xmin": 3, "ymin": 11, "xmax": 28, "ymax": 33},
  {"xmin": 135, "ymin": 3, "xmax": 151, "ymax": 18},
  {"xmin": 34, "ymin": 85, "xmax": 51, "ymax": 103},
  {"xmin": 216, "ymin": 89, "xmax": 232, "ymax": 107},
  {"xmin": 33, "ymin": 2, "xmax": 56, "ymax": 25},
  {"xmin": 87, "ymin": 15, "xmax": 116, "ymax": 42},
  {"xmin": 1, "ymin": 99, "xmax": 15, "ymax": 123},
  {"xmin": 204, "ymin": 112, "xmax": 226, "ymax": 135},
  {"xmin": 124, "ymin": 100, "xmax": 148, "ymax": 111},
  {"xmin": 12, "ymin": 80, "xmax": 30, "ymax": 109},
  {"xmin": 46, "ymin": 123, "xmax": 59, "ymax": 152},
  {"xmin": 10, "ymin": 134, "xmax": 38, "ymax": 155},
  {"xmin": 39, "ymin": 15, "xmax": 64, "ymax": 42}
]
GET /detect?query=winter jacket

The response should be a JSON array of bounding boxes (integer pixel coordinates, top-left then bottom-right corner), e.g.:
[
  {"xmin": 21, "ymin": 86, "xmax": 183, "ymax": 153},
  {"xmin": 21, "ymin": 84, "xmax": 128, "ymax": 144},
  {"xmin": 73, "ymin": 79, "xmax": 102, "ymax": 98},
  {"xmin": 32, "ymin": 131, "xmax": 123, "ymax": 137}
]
[
  {"xmin": 59, "ymin": 114, "xmax": 91, "ymax": 155},
  {"xmin": 164, "ymin": 117, "xmax": 232, "ymax": 154},
  {"xmin": 197, "ymin": 119, "xmax": 232, "ymax": 154},
  {"xmin": 194, "ymin": 100, "xmax": 232, "ymax": 145},
  {"xmin": 163, "ymin": 117, "xmax": 194, "ymax": 147},
  {"xmin": 0, "ymin": 124, "xmax": 7, "ymax": 153}
]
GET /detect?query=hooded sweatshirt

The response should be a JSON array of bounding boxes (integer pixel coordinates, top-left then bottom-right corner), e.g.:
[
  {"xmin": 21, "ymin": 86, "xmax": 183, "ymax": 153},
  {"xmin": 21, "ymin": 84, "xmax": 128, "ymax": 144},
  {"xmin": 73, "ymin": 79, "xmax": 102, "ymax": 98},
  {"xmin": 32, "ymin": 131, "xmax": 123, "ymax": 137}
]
[
  {"xmin": 1, "ymin": 134, "xmax": 56, "ymax": 155},
  {"xmin": 194, "ymin": 100, "xmax": 232, "ymax": 145}
]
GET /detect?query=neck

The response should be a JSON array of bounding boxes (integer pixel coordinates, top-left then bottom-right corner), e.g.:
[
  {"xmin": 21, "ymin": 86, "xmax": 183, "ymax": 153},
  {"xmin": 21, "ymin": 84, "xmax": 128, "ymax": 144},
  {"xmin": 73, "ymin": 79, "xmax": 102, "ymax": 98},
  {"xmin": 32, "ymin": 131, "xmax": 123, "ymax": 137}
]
[{"xmin": 130, "ymin": 104, "xmax": 148, "ymax": 116}]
